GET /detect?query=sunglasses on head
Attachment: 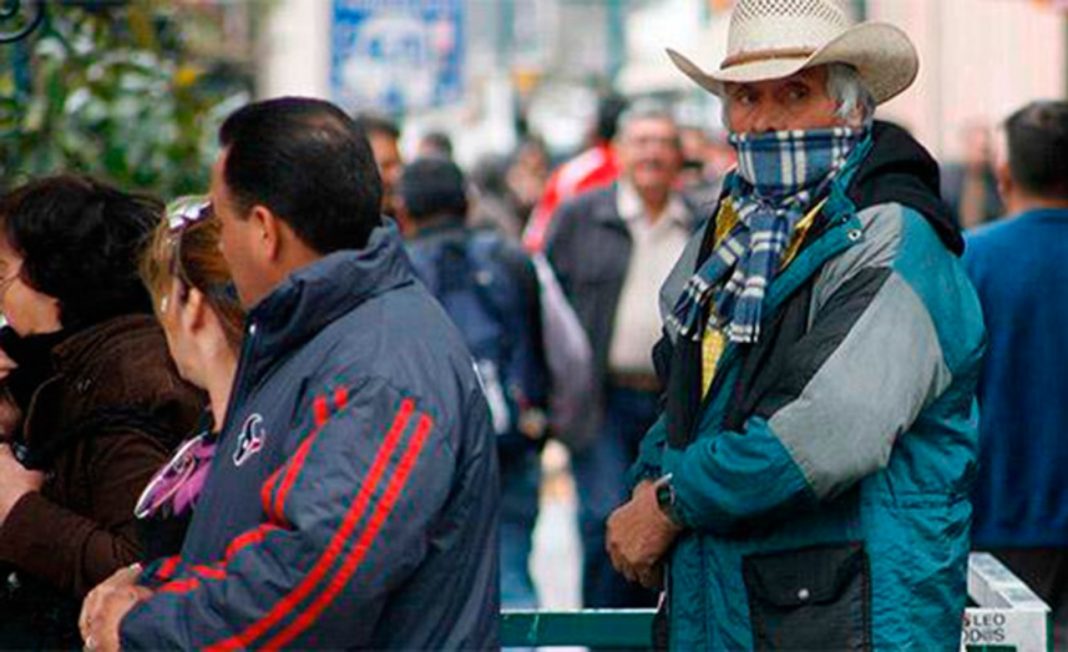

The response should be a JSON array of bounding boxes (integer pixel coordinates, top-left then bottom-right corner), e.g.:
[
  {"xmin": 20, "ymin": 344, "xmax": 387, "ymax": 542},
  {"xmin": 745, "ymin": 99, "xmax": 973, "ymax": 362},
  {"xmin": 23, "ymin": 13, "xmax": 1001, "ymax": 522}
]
[
  {"xmin": 164, "ymin": 196, "xmax": 214, "ymax": 307},
  {"xmin": 168, "ymin": 197, "xmax": 213, "ymax": 233}
]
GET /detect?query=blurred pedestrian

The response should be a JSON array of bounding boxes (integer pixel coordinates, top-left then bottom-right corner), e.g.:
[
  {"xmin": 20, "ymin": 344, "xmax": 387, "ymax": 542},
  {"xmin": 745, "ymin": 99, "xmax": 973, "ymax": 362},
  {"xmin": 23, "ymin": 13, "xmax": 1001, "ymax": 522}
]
[
  {"xmin": 402, "ymin": 157, "xmax": 549, "ymax": 612},
  {"xmin": 942, "ymin": 121, "xmax": 1004, "ymax": 229},
  {"xmin": 507, "ymin": 136, "xmax": 552, "ymax": 224},
  {"xmin": 965, "ymin": 100, "xmax": 1068, "ymax": 647},
  {"xmin": 678, "ymin": 125, "xmax": 732, "ymax": 210},
  {"xmin": 523, "ymin": 93, "xmax": 628, "ymax": 252},
  {"xmin": 416, "ymin": 130, "xmax": 454, "ymax": 160},
  {"xmin": 609, "ymin": 0, "xmax": 983, "ymax": 648},
  {"xmin": 470, "ymin": 153, "xmax": 525, "ymax": 240},
  {"xmin": 0, "ymin": 176, "xmax": 202, "ymax": 649},
  {"xmin": 354, "ymin": 111, "xmax": 404, "ymax": 220},
  {"xmin": 546, "ymin": 103, "xmax": 699, "ymax": 609},
  {"xmin": 80, "ymin": 97, "xmax": 500, "ymax": 651}
]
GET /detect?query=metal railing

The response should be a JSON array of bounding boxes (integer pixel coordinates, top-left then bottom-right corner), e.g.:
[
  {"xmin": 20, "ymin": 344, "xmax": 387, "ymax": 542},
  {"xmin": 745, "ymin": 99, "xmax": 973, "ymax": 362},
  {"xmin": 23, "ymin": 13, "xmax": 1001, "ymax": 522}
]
[{"xmin": 501, "ymin": 553, "xmax": 1051, "ymax": 651}]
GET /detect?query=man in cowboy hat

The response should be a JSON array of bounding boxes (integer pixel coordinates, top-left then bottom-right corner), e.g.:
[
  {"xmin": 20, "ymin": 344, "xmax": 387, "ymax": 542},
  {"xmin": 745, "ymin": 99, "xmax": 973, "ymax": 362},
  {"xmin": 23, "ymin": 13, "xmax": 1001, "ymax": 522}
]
[{"xmin": 605, "ymin": 0, "xmax": 985, "ymax": 649}]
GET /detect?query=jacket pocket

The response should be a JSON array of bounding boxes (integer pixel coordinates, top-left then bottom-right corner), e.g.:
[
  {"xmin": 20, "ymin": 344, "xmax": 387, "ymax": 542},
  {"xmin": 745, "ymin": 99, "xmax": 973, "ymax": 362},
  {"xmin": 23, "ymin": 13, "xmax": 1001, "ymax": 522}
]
[{"xmin": 742, "ymin": 542, "xmax": 872, "ymax": 651}]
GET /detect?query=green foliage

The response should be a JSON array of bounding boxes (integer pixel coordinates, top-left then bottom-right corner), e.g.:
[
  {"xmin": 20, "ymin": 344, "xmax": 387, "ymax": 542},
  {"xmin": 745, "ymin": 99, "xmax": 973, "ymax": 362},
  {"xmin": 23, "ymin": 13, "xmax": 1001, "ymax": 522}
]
[{"xmin": 0, "ymin": 2, "xmax": 250, "ymax": 198}]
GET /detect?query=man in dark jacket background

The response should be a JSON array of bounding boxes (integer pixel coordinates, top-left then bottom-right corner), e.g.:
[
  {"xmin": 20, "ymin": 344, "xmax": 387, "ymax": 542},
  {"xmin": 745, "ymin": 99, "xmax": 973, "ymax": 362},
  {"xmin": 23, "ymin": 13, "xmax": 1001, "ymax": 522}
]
[
  {"xmin": 81, "ymin": 97, "xmax": 500, "ymax": 651},
  {"xmin": 401, "ymin": 157, "xmax": 549, "ymax": 612},
  {"xmin": 966, "ymin": 100, "xmax": 1068, "ymax": 646},
  {"xmin": 546, "ymin": 104, "xmax": 699, "ymax": 609}
]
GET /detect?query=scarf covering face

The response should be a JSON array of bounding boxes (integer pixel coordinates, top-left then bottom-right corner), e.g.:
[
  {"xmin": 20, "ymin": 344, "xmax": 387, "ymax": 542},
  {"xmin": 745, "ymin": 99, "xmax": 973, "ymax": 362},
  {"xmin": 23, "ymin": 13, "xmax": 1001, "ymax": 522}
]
[
  {"xmin": 667, "ymin": 126, "xmax": 870, "ymax": 344},
  {"xmin": 134, "ymin": 428, "xmax": 217, "ymax": 519}
]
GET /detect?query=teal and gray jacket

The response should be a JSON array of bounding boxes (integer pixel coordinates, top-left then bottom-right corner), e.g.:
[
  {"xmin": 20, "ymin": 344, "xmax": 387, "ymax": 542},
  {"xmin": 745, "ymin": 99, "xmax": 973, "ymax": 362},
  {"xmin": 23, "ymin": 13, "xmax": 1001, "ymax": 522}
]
[{"xmin": 633, "ymin": 122, "xmax": 986, "ymax": 650}]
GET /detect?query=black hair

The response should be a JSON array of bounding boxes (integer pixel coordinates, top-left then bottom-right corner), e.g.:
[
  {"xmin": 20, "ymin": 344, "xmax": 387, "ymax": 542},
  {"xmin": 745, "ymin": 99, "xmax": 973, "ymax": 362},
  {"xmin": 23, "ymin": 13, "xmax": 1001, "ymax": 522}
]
[
  {"xmin": 595, "ymin": 93, "xmax": 629, "ymax": 143},
  {"xmin": 1006, "ymin": 101, "xmax": 1068, "ymax": 200},
  {"xmin": 0, "ymin": 175, "xmax": 157, "ymax": 329},
  {"xmin": 352, "ymin": 111, "xmax": 401, "ymax": 141},
  {"xmin": 219, "ymin": 97, "xmax": 383, "ymax": 253},
  {"xmin": 419, "ymin": 131, "xmax": 454, "ymax": 159},
  {"xmin": 470, "ymin": 153, "xmax": 510, "ymax": 198},
  {"xmin": 399, "ymin": 157, "xmax": 468, "ymax": 222}
]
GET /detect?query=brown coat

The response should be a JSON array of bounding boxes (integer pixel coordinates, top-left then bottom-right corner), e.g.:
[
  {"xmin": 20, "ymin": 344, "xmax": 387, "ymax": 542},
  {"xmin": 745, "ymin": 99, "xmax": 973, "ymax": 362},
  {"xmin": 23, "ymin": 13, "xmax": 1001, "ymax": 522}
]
[{"xmin": 0, "ymin": 315, "xmax": 203, "ymax": 599}]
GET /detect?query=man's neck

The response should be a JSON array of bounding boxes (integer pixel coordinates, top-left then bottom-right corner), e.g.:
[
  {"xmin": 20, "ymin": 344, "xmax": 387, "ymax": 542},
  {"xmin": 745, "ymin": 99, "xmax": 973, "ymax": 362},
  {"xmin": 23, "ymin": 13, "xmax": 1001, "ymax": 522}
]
[
  {"xmin": 409, "ymin": 213, "xmax": 465, "ymax": 237},
  {"xmin": 640, "ymin": 190, "xmax": 671, "ymax": 222},
  {"xmin": 1006, "ymin": 194, "xmax": 1068, "ymax": 217},
  {"xmin": 247, "ymin": 248, "xmax": 324, "ymax": 310}
]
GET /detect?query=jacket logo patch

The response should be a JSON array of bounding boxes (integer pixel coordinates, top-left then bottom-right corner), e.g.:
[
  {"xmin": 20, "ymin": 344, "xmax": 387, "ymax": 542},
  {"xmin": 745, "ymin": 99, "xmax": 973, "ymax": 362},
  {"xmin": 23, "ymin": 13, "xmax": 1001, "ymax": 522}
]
[{"xmin": 233, "ymin": 414, "xmax": 266, "ymax": 467}]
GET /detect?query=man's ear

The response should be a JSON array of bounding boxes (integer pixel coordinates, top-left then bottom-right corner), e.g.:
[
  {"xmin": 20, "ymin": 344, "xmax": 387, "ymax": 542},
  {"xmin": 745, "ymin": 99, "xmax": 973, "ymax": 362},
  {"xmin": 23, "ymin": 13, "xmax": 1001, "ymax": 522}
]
[{"xmin": 249, "ymin": 205, "xmax": 282, "ymax": 263}]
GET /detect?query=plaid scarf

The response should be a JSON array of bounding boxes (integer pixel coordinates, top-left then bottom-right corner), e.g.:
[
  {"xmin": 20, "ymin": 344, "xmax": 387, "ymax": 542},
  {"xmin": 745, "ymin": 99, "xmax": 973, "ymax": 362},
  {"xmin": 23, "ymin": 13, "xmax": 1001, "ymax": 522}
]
[{"xmin": 667, "ymin": 126, "xmax": 868, "ymax": 344}]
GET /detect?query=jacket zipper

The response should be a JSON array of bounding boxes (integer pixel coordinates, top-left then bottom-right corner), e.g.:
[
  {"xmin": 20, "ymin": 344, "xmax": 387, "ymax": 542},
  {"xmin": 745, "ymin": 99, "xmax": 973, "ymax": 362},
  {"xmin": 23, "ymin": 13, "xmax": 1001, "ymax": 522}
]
[{"xmin": 217, "ymin": 320, "xmax": 258, "ymax": 440}]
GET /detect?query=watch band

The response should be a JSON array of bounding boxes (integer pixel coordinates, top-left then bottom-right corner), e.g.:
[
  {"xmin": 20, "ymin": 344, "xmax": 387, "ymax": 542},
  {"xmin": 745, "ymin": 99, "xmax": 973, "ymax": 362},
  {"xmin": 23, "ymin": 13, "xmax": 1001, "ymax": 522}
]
[{"xmin": 655, "ymin": 473, "xmax": 684, "ymax": 527}]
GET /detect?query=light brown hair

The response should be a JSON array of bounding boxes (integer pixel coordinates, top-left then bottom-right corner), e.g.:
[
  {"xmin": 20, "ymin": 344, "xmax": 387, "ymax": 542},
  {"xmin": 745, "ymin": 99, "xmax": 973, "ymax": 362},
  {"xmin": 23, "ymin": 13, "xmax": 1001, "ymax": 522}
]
[{"xmin": 140, "ymin": 201, "xmax": 244, "ymax": 352}]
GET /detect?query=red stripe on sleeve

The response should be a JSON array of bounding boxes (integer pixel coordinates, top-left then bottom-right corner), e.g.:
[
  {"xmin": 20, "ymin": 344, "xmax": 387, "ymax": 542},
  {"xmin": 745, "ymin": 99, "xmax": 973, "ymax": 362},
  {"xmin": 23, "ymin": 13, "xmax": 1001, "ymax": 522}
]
[
  {"xmin": 156, "ymin": 556, "xmax": 182, "ymax": 581},
  {"xmin": 159, "ymin": 577, "xmax": 201, "ymax": 595},
  {"xmin": 205, "ymin": 399, "xmax": 417, "ymax": 652},
  {"xmin": 265, "ymin": 414, "xmax": 434, "ymax": 648},
  {"xmin": 333, "ymin": 386, "xmax": 349, "ymax": 411},
  {"xmin": 271, "ymin": 394, "xmax": 342, "ymax": 525},
  {"xmin": 261, "ymin": 466, "xmax": 284, "ymax": 518},
  {"xmin": 312, "ymin": 395, "xmax": 329, "ymax": 428},
  {"xmin": 192, "ymin": 565, "xmax": 228, "ymax": 581},
  {"xmin": 225, "ymin": 524, "xmax": 282, "ymax": 561}
]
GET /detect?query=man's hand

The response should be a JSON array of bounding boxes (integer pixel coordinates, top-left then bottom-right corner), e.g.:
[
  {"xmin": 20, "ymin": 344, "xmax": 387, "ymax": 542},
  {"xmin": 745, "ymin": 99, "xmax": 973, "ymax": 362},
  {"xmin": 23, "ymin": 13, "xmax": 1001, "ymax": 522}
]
[
  {"xmin": 80, "ymin": 564, "xmax": 151, "ymax": 652},
  {"xmin": 0, "ymin": 443, "xmax": 43, "ymax": 526},
  {"xmin": 606, "ymin": 479, "xmax": 682, "ymax": 590}
]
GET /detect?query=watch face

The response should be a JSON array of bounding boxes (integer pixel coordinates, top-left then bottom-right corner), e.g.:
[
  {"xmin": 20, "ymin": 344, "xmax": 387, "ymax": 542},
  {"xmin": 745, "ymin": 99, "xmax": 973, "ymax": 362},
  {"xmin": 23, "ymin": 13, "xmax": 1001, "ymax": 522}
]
[{"xmin": 656, "ymin": 483, "xmax": 673, "ymax": 508}]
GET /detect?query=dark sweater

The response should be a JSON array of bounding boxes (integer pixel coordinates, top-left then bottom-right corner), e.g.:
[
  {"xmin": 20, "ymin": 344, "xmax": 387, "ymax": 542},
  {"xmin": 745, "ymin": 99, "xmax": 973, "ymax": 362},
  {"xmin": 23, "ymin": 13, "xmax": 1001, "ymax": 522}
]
[{"xmin": 965, "ymin": 208, "xmax": 1068, "ymax": 547}]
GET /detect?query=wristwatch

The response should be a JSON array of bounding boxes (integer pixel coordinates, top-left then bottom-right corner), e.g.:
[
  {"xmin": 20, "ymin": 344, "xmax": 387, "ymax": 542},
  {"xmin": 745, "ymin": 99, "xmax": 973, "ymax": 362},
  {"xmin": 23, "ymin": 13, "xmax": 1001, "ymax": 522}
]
[{"xmin": 655, "ymin": 473, "xmax": 685, "ymax": 528}]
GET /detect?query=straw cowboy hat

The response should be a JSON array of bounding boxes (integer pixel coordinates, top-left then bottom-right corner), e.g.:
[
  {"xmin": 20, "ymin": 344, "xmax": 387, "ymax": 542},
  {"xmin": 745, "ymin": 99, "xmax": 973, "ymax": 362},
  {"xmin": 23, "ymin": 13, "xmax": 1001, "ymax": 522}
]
[{"xmin": 667, "ymin": 0, "xmax": 919, "ymax": 105}]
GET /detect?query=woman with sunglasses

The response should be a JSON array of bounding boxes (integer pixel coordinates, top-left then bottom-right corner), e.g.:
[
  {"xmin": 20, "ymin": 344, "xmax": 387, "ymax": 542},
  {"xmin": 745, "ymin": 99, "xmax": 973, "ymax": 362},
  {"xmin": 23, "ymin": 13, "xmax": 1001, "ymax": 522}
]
[
  {"xmin": 79, "ymin": 197, "xmax": 245, "ymax": 652},
  {"xmin": 0, "ymin": 175, "xmax": 203, "ymax": 649},
  {"xmin": 131, "ymin": 196, "xmax": 244, "ymax": 558}
]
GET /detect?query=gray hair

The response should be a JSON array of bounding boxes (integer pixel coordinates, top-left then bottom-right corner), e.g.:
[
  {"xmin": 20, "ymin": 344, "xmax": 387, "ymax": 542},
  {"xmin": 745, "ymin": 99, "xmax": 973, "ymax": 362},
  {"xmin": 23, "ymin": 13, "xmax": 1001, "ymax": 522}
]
[
  {"xmin": 827, "ymin": 63, "xmax": 876, "ymax": 127},
  {"xmin": 616, "ymin": 102, "xmax": 681, "ymax": 147},
  {"xmin": 721, "ymin": 62, "xmax": 876, "ymax": 130}
]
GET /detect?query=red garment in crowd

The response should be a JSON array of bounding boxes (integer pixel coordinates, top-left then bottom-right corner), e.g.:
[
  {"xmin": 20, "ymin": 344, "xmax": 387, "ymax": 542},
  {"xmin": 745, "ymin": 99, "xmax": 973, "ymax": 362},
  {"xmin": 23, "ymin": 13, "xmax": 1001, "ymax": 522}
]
[{"xmin": 522, "ymin": 142, "xmax": 619, "ymax": 253}]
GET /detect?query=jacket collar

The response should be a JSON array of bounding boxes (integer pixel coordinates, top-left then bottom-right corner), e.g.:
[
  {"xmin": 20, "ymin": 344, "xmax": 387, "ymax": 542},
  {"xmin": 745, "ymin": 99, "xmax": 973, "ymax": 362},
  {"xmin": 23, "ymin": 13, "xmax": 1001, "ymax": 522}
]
[
  {"xmin": 616, "ymin": 181, "xmax": 692, "ymax": 229},
  {"xmin": 52, "ymin": 314, "xmax": 158, "ymax": 377},
  {"xmin": 592, "ymin": 183, "xmax": 699, "ymax": 229},
  {"xmin": 24, "ymin": 314, "xmax": 195, "ymax": 452},
  {"xmin": 846, "ymin": 120, "xmax": 963, "ymax": 255},
  {"xmin": 408, "ymin": 215, "xmax": 467, "ymax": 244},
  {"xmin": 243, "ymin": 220, "xmax": 414, "ymax": 378}
]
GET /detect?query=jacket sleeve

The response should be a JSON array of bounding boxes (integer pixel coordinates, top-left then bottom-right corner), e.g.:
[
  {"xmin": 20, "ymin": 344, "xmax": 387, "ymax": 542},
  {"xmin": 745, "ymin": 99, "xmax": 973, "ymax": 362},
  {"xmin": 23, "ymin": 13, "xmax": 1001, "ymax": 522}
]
[
  {"xmin": 119, "ymin": 377, "xmax": 456, "ymax": 650},
  {"xmin": 671, "ymin": 265, "xmax": 953, "ymax": 534},
  {"xmin": 627, "ymin": 413, "xmax": 667, "ymax": 489},
  {"xmin": 0, "ymin": 431, "xmax": 168, "ymax": 597}
]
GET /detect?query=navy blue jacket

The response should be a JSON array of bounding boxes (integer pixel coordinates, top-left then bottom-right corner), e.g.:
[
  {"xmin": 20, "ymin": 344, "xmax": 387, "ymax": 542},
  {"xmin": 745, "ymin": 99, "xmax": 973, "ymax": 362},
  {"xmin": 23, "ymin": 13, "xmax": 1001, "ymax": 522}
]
[
  {"xmin": 966, "ymin": 208, "xmax": 1068, "ymax": 548},
  {"xmin": 121, "ymin": 223, "xmax": 500, "ymax": 649}
]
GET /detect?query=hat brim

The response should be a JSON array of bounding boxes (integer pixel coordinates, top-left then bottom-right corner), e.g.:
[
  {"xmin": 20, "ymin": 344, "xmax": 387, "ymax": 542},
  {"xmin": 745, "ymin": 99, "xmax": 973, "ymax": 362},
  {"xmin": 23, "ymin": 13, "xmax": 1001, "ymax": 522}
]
[{"xmin": 667, "ymin": 22, "xmax": 919, "ymax": 105}]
